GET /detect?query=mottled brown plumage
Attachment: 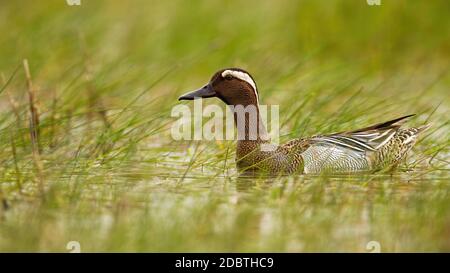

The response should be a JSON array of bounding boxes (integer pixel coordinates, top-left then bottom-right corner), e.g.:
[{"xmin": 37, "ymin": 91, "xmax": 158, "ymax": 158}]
[{"xmin": 179, "ymin": 68, "xmax": 430, "ymax": 174}]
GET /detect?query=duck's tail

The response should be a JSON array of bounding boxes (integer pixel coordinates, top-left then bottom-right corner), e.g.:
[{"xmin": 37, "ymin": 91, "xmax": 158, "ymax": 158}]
[
  {"xmin": 372, "ymin": 122, "xmax": 431, "ymax": 170},
  {"xmin": 415, "ymin": 123, "xmax": 432, "ymax": 133}
]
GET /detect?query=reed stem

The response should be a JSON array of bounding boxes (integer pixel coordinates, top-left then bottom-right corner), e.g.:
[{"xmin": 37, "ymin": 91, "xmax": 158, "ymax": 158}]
[{"xmin": 23, "ymin": 59, "xmax": 45, "ymax": 197}]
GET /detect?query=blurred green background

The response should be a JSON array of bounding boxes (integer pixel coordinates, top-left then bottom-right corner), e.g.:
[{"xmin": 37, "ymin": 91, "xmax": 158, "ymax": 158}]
[{"xmin": 0, "ymin": 0, "xmax": 448, "ymax": 252}]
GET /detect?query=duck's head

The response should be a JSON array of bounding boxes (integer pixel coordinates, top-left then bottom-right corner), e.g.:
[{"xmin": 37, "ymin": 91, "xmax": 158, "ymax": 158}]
[{"xmin": 179, "ymin": 68, "xmax": 259, "ymax": 107}]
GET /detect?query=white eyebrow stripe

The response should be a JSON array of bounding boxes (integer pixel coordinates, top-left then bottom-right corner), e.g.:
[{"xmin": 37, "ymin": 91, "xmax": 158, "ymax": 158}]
[{"xmin": 221, "ymin": 70, "xmax": 259, "ymax": 105}]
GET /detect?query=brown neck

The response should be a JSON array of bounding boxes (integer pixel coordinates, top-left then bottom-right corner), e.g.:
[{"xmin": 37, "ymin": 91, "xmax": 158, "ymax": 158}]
[{"xmin": 230, "ymin": 104, "xmax": 269, "ymax": 142}]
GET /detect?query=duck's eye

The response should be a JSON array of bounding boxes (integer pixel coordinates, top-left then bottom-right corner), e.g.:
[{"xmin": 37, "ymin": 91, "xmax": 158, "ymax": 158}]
[{"xmin": 224, "ymin": 75, "xmax": 233, "ymax": 80}]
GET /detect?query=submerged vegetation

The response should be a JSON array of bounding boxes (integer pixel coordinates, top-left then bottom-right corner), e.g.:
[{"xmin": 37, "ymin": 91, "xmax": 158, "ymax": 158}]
[{"xmin": 0, "ymin": 0, "xmax": 449, "ymax": 252}]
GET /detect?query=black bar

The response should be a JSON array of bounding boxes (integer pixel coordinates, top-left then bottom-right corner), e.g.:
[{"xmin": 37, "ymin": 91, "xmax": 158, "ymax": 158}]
[{"xmin": 0, "ymin": 253, "xmax": 447, "ymax": 272}]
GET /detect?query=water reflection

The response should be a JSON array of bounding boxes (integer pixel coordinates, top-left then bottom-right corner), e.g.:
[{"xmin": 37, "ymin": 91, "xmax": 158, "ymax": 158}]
[{"xmin": 235, "ymin": 176, "xmax": 274, "ymax": 192}]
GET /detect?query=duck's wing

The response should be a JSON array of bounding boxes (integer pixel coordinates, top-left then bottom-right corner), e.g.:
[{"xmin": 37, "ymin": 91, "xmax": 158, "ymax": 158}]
[
  {"xmin": 312, "ymin": 114, "xmax": 415, "ymax": 153},
  {"xmin": 300, "ymin": 115, "xmax": 415, "ymax": 173}
]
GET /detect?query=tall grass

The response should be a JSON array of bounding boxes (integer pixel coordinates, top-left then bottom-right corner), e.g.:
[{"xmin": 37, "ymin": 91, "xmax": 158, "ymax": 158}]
[{"xmin": 0, "ymin": 0, "xmax": 448, "ymax": 252}]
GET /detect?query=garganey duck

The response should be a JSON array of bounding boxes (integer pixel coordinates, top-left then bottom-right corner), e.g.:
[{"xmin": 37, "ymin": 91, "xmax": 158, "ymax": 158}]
[{"xmin": 179, "ymin": 68, "xmax": 430, "ymax": 174}]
